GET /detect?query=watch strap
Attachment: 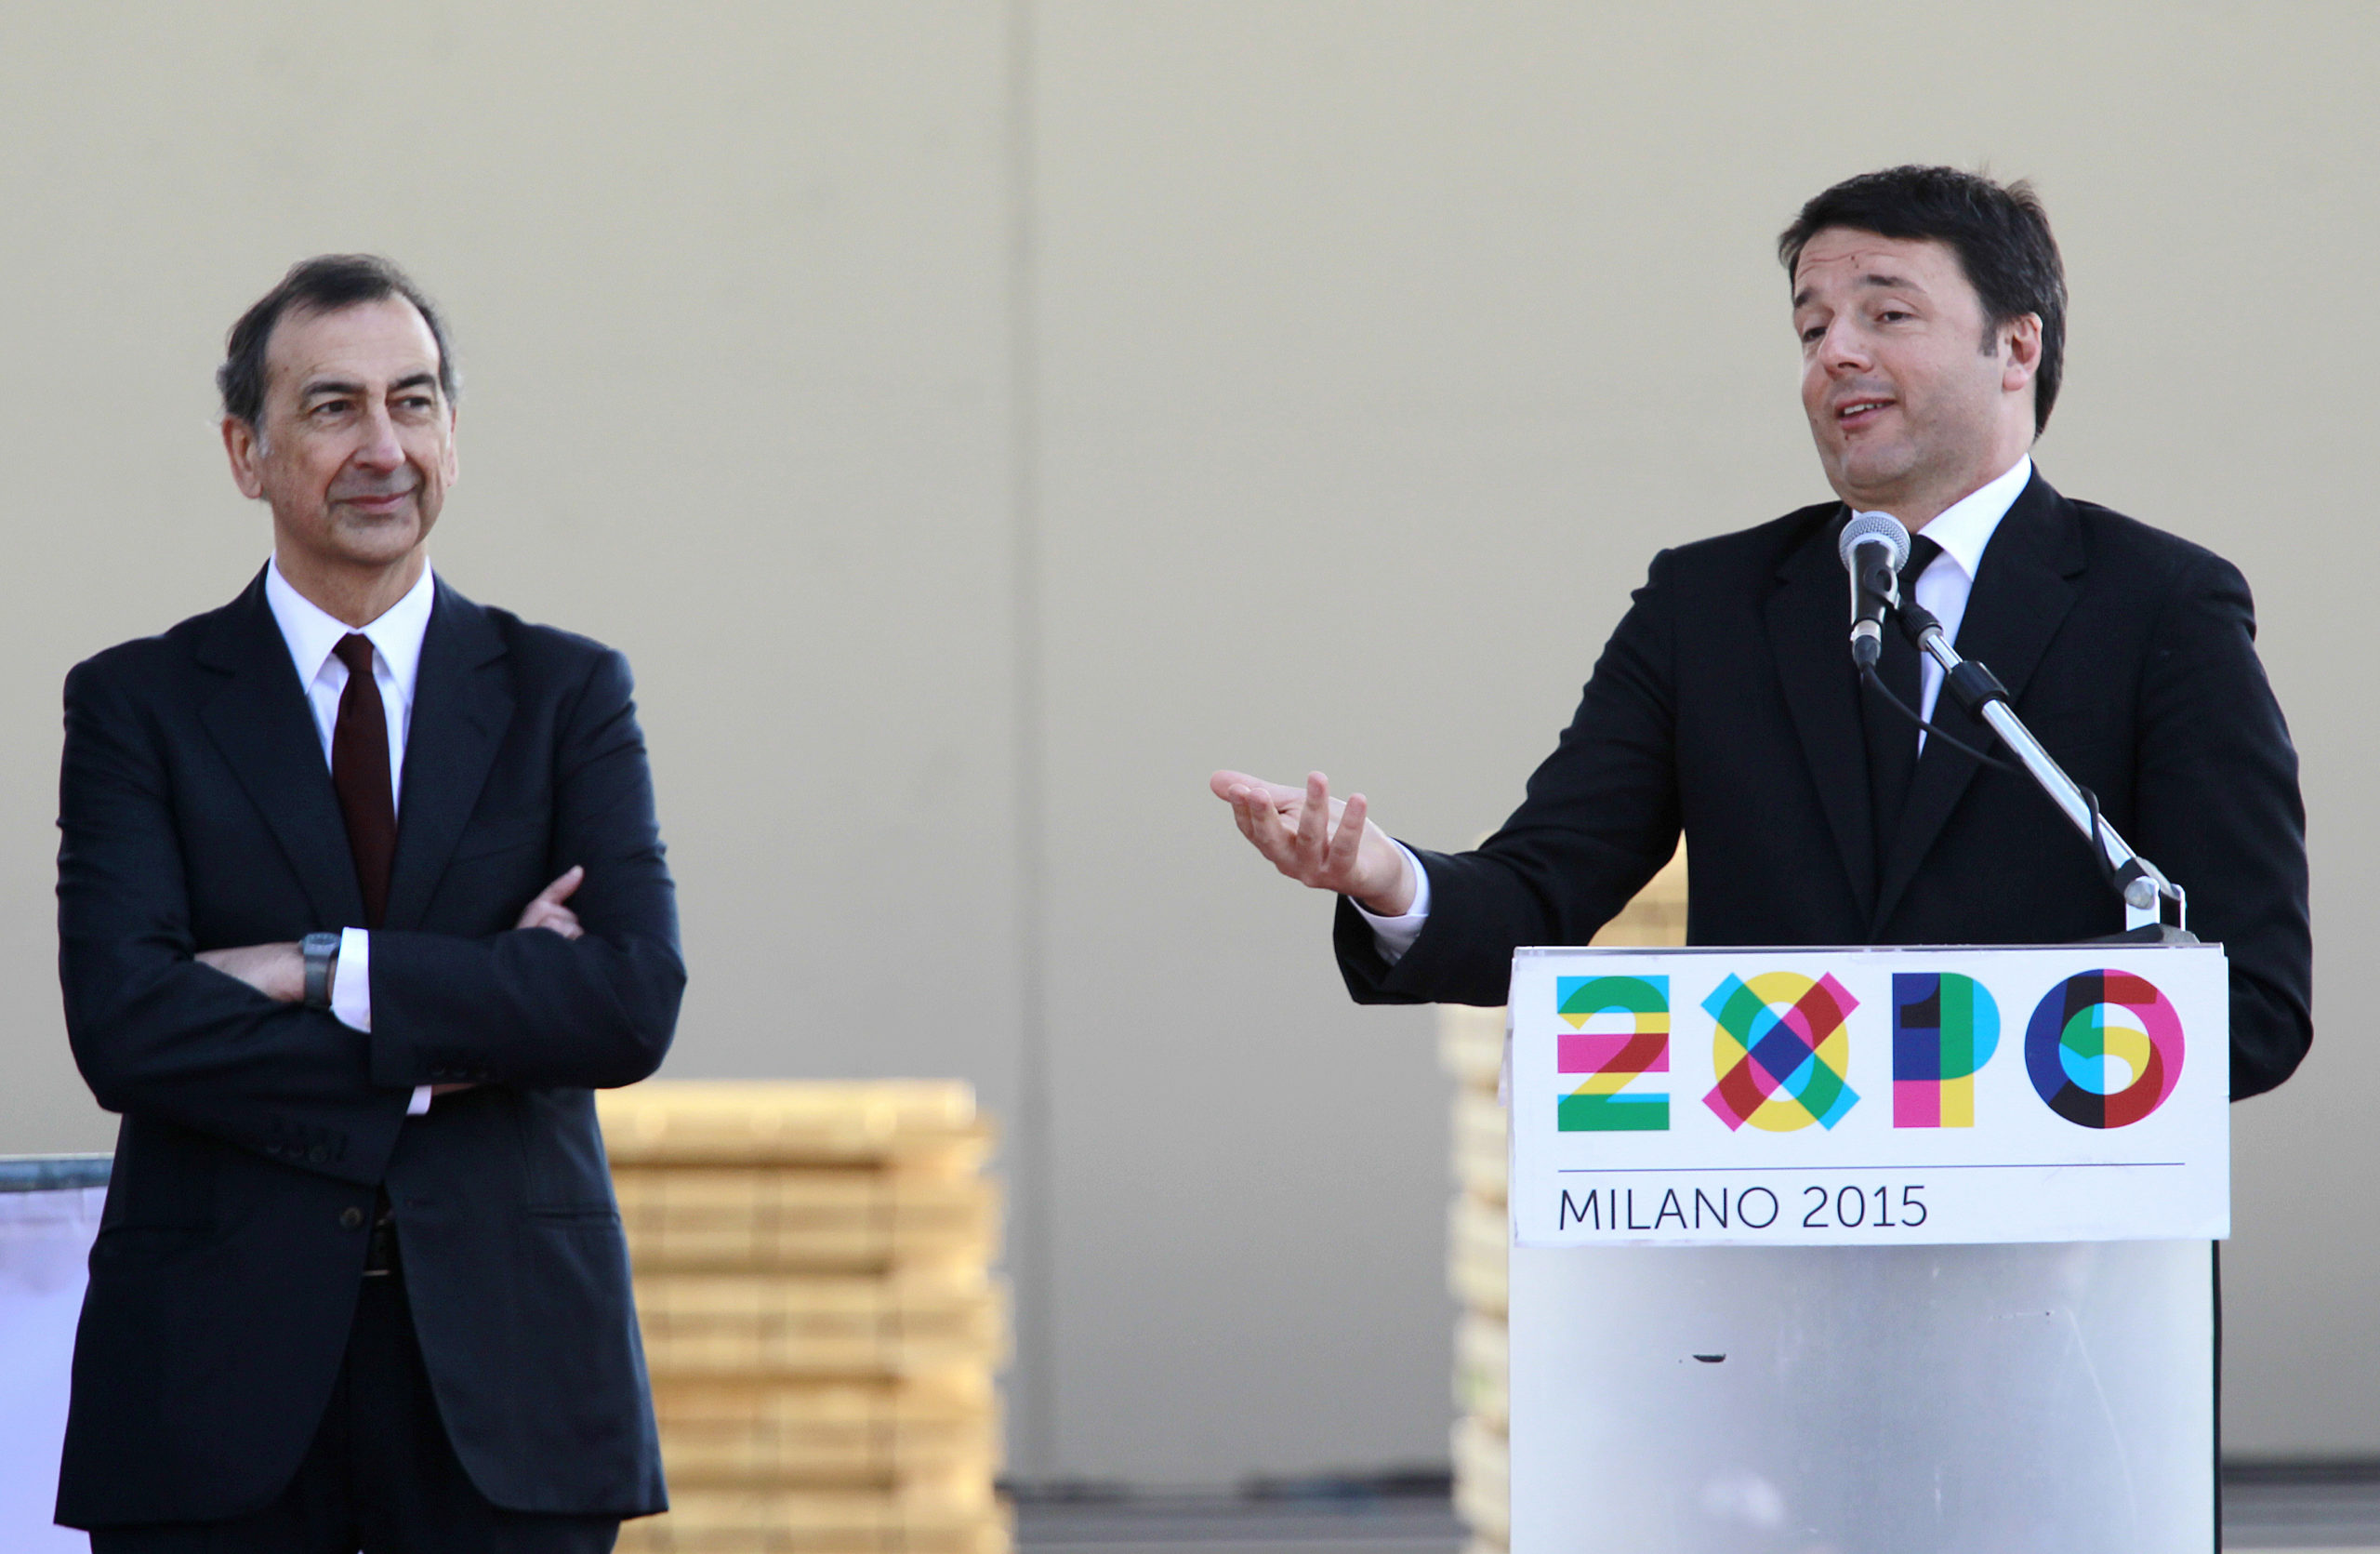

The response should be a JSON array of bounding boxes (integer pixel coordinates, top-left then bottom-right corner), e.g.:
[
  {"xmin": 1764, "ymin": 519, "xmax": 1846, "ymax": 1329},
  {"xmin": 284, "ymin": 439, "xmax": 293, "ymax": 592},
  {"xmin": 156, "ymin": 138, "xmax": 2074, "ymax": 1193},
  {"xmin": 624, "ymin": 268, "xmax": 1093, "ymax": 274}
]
[{"xmin": 301, "ymin": 932, "xmax": 342, "ymax": 1009}]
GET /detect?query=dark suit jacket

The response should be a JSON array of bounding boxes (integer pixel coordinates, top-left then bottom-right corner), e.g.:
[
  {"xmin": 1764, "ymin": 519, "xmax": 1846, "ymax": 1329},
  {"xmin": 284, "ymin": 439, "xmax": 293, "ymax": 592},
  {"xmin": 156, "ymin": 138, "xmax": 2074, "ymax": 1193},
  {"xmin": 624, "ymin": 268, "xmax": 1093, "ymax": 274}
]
[
  {"xmin": 54, "ymin": 569, "xmax": 685, "ymax": 1528},
  {"xmin": 1337, "ymin": 472, "xmax": 2311, "ymax": 1098}
]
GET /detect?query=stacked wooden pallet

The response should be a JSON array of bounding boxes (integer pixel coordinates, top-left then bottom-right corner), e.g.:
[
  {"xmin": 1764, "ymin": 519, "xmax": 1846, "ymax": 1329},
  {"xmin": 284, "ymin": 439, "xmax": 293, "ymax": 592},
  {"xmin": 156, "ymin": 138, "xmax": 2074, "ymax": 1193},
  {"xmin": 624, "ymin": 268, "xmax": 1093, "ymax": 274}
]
[
  {"xmin": 1441, "ymin": 849, "xmax": 1686, "ymax": 1554},
  {"xmin": 600, "ymin": 1081, "xmax": 1009, "ymax": 1554}
]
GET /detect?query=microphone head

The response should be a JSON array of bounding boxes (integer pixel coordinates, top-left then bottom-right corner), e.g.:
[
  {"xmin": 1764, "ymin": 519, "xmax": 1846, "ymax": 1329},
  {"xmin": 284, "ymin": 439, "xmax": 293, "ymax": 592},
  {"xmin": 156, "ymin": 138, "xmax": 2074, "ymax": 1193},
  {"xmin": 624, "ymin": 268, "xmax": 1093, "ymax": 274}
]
[{"xmin": 1837, "ymin": 510, "xmax": 1911, "ymax": 572}]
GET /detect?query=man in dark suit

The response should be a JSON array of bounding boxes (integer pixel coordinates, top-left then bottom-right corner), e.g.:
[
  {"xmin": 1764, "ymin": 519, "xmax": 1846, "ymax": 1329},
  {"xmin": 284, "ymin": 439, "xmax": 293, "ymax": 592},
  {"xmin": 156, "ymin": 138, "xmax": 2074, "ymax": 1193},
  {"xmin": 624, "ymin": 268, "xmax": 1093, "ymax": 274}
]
[
  {"xmin": 1212, "ymin": 165, "xmax": 2309, "ymax": 1097},
  {"xmin": 55, "ymin": 256, "xmax": 684, "ymax": 1550}
]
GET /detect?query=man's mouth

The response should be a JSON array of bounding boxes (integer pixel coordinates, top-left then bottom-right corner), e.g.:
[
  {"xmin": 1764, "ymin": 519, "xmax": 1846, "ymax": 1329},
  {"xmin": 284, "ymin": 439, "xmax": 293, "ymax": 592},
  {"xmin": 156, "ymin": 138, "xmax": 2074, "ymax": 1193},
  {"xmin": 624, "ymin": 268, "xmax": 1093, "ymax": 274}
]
[
  {"xmin": 337, "ymin": 488, "xmax": 416, "ymax": 513},
  {"xmin": 1834, "ymin": 397, "xmax": 1893, "ymax": 430}
]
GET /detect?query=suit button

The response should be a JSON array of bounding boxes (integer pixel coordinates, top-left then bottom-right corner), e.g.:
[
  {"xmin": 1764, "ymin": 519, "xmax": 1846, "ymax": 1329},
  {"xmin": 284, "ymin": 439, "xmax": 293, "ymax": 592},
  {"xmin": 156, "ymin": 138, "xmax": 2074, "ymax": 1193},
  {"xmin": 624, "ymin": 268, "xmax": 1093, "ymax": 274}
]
[
  {"xmin": 308, "ymin": 1145, "xmax": 331, "ymax": 1163},
  {"xmin": 339, "ymin": 1206, "xmax": 364, "ymax": 1230}
]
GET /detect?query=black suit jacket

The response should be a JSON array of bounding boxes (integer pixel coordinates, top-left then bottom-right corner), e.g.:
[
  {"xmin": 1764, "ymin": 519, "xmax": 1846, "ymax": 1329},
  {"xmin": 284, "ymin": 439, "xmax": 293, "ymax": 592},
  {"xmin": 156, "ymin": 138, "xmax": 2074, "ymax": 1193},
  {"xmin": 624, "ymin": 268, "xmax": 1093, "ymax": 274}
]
[
  {"xmin": 55, "ymin": 569, "xmax": 685, "ymax": 1527},
  {"xmin": 1337, "ymin": 472, "xmax": 2311, "ymax": 1098}
]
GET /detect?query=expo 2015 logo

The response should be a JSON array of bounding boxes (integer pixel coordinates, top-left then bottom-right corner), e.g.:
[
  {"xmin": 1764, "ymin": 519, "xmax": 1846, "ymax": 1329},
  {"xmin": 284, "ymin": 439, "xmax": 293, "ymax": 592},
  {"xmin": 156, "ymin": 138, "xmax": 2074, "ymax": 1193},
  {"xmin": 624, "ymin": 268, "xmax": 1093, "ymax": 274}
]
[{"xmin": 1555, "ymin": 967, "xmax": 2186, "ymax": 1134}]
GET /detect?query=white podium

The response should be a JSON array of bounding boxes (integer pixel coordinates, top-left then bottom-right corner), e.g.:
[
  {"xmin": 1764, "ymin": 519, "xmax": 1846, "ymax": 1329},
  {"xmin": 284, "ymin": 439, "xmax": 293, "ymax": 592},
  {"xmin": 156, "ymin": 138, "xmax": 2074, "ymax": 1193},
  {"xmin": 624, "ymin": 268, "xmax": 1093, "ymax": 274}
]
[{"xmin": 1504, "ymin": 944, "xmax": 2226, "ymax": 1553}]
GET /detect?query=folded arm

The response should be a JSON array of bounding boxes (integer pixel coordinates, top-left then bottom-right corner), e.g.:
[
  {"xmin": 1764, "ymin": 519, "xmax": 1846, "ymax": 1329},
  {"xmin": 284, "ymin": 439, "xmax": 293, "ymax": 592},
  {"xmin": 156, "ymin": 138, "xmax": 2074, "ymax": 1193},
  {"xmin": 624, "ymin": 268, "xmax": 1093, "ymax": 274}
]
[
  {"xmin": 195, "ymin": 865, "xmax": 593, "ymax": 1096},
  {"xmin": 58, "ymin": 659, "xmax": 407, "ymax": 1185},
  {"xmin": 362, "ymin": 647, "xmax": 684, "ymax": 1093}
]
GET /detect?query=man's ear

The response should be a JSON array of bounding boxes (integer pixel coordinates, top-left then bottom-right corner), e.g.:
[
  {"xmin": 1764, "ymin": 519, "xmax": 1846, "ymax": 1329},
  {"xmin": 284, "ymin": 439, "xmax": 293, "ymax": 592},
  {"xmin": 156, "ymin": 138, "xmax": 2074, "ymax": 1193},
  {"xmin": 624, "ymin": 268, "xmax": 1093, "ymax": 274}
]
[
  {"xmin": 2001, "ymin": 313, "xmax": 2043, "ymax": 393},
  {"xmin": 221, "ymin": 417, "xmax": 266, "ymax": 499}
]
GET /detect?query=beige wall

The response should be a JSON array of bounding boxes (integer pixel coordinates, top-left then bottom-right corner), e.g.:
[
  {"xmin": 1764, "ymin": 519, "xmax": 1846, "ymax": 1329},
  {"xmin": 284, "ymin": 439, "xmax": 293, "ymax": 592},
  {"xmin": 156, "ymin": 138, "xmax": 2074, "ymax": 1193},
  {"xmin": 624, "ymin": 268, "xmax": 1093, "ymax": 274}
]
[{"xmin": 2, "ymin": 1, "xmax": 2373, "ymax": 1482}]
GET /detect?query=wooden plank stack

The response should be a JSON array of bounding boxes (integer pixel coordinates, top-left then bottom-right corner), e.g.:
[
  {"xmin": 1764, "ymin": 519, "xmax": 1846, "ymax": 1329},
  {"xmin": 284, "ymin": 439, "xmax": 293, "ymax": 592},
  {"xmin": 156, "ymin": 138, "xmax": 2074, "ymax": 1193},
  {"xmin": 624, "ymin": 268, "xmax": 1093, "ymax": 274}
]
[
  {"xmin": 599, "ymin": 1081, "xmax": 1009, "ymax": 1554},
  {"xmin": 1440, "ymin": 848, "xmax": 1686, "ymax": 1554}
]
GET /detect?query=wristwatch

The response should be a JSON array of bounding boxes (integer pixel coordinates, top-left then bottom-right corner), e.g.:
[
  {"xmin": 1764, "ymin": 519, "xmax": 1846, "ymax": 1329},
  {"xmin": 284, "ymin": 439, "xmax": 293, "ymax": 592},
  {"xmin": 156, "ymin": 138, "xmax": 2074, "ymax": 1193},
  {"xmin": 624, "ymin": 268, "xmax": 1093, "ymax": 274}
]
[{"xmin": 301, "ymin": 932, "xmax": 342, "ymax": 1009}]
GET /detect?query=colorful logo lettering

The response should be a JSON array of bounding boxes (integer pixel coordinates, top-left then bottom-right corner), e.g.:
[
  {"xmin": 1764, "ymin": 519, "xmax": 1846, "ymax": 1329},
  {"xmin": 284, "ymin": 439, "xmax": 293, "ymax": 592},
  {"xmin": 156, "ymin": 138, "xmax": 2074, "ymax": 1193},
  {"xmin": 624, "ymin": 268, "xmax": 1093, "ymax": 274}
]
[
  {"xmin": 1702, "ymin": 972, "xmax": 1859, "ymax": 1132},
  {"xmin": 2025, "ymin": 970, "xmax": 2185, "ymax": 1128},
  {"xmin": 1555, "ymin": 975, "xmax": 1669, "ymax": 1132},
  {"xmin": 1892, "ymin": 973, "xmax": 2000, "ymax": 1127}
]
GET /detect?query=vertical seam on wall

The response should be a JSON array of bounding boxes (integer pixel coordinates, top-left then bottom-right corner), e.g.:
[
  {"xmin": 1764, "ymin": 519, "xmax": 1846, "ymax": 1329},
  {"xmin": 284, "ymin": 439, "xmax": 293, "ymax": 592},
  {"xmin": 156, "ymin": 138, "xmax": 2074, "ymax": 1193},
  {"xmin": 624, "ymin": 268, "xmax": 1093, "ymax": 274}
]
[{"xmin": 1004, "ymin": 0, "xmax": 1055, "ymax": 1481}]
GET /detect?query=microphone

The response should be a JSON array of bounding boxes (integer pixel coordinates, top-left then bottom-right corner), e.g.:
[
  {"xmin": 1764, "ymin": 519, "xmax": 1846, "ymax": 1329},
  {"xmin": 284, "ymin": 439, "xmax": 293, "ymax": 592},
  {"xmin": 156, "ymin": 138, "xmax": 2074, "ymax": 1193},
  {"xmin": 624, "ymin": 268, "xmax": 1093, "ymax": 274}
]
[{"xmin": 1837, "ymin": 510, "xmax": 1911, "ymax": 669}]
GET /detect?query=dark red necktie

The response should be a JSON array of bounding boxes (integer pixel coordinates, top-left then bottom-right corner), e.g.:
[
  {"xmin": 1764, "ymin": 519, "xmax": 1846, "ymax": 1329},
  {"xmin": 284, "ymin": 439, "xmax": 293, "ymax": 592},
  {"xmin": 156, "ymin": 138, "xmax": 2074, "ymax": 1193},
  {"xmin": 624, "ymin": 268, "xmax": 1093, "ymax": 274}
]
[{"xmin": 331, "ymin": 633, "xmax": 397, "ymax": 928}]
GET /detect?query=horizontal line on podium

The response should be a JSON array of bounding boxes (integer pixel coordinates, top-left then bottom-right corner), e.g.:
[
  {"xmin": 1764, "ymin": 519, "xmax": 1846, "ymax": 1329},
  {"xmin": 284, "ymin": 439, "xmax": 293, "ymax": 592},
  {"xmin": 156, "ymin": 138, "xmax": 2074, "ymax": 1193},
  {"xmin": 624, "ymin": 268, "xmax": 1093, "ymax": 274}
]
[{"xmin": 1554, "ymin": 1161, "xmax": 2186, "ymax": 1174}]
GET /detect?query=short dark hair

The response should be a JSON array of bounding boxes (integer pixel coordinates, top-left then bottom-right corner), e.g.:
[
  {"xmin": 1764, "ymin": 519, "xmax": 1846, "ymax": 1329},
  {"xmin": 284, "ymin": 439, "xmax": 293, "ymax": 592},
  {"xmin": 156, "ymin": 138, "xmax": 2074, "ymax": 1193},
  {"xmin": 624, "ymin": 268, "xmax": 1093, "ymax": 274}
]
[
  {"xmin": 217, "ymin": 254, "xmax": 456, "ymax": 427},
  {"xmin": 1778, "ymin": 166, "xmax": 2067, "ymax": 434}
]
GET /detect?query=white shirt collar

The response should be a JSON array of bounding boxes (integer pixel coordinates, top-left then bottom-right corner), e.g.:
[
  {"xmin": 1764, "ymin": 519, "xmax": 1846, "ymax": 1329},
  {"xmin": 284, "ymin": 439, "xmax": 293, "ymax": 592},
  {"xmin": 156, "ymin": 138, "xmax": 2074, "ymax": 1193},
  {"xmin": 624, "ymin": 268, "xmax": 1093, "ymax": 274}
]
[
  {"xmin": 263, "ymin": 556, "xmax": 437, "ymax": 705},
  {"xmin": 1911, "ymin": 454, "xmax": 2032, "ymax": 582}
]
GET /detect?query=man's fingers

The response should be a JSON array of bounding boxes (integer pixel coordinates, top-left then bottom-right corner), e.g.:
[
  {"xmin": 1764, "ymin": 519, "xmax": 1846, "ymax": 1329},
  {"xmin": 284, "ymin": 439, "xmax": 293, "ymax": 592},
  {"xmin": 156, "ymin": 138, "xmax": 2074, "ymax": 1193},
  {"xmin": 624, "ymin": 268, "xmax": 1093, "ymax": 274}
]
[
  {"xmin": 1294, "ymin": 773, "xmax": 1331, "ymax": 864},
  {"xmin": 1246, "ymin": 794, "xmax": 1298, "ymax": 870},
  {"xmin": 516, "ymin": 868, "xmax": 587, "ymax": 935},
  {"xmin": 1211, "ymin": 770, "xmax": 1302, "ymax": 808},
  {"xmin": 535, "ymin": 865, "xmax": 586, "ymax": 906},
  {"xmin": 1230, "ymin": 781, "xmax": 1292, "ymax": 855},
  {"xmin": 1236, "ymin": 791, "xmax": 1280, "ymax": 854},
  {"xmin": 1329, "ymin": 792, "xmax": 1369, "ymax": 878},
  {"xmin": 522, "ymin": 902, "xmax": 585, "ymax": 939},
  {"xmin": 1211, "ymin": 769, "xmax": 1263, "ymax": 803}
]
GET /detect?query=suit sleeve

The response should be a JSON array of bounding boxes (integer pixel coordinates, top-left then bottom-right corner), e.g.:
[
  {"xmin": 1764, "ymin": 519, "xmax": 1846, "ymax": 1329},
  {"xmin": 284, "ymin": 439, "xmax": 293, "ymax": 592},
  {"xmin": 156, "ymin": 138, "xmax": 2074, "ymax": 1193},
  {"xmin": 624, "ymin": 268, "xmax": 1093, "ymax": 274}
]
[
  {"xmin": 1335, "ymin": 548, "xmax": 1685, "ymax": 1004},
  {"xmin": 57, "ymin": 657, "xmax": 406, "ymax": 1187},
  {"xmin": 2130, "ymin": 552, "xmax": 2311, "ymax": 1098},
  {"xmin": 363, "ymin": 647, "xmax": 685, "ymax": 1091}
]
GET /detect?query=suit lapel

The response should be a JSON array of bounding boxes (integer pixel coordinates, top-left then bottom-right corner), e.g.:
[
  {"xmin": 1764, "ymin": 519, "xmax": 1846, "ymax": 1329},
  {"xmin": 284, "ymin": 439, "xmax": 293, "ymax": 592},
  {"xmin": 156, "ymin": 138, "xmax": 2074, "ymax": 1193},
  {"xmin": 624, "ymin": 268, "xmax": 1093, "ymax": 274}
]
[
  {"xmin": 196, "ymin": 569, "xmax": 369, "ymax": 928},
  {"xmin": 382, "ymin": 580, "xmax": 513, "ymax": 931},
  {"xmin": 1765, "ymin": 509, "xmax": 1877, "ymax": 925},
  {"xmin": 1872, "ymin": 472, "xmax": 2086, "ymax": 930}
]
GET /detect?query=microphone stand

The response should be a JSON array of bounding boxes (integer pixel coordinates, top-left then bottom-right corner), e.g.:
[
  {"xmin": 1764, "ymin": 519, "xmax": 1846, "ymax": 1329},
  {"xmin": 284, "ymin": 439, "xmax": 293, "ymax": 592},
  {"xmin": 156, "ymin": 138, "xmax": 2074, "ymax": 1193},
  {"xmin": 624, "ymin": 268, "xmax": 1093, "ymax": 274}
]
[{"xmin": 1887, "ymin": 595, "xmax": 2189, "ymax": 936}]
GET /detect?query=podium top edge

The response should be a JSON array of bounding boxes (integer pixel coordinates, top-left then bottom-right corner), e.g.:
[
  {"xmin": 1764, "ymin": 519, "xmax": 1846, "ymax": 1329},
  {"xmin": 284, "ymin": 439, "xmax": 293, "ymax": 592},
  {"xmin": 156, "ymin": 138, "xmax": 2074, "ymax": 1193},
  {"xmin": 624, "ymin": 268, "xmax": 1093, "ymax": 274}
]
[{"xmin": 1513, "ymin": 941, "xmax": 2221, "ymax": 957}]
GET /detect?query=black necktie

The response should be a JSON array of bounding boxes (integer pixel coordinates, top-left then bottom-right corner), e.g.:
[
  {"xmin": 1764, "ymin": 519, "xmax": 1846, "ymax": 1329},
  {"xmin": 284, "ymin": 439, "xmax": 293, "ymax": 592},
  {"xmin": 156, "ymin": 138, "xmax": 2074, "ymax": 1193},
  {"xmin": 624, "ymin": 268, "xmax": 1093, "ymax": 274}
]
[
  {"xmin": 1862, "ymin": 533, "xmax": 1943, "ymax": 873},
  {"xmin": 331, "ymin": 633, "xmax": 397, "ymax": 928}
]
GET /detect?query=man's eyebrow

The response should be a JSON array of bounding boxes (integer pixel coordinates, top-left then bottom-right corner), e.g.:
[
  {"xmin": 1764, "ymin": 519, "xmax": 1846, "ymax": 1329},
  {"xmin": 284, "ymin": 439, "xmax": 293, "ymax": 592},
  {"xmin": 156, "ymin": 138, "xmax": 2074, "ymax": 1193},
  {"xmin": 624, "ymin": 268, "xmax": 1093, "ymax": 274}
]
[
  {"xmin": 297, "ymin": 371, "xmax": 441, "ymax": 401},
  {"xmin": 1793, "ymin": 272, "xmax": 1927, "ymax": 311}
]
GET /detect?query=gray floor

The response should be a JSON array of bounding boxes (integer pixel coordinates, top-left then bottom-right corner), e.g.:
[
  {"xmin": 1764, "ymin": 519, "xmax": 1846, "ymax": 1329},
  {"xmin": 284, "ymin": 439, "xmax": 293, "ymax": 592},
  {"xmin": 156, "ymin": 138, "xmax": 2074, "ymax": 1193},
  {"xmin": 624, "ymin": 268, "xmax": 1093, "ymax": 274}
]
[
  {"xmin": 1010, "ymin": 1477, "xmax": 2380, "ymax": 1552},
  {"xmin": 1015, "ymin": 1497, "xmax": 1465, "ymax": 1554},
  {"xmin": 2227, "ymin": 1475, "xmax": 2380, "ymax": 1549}
]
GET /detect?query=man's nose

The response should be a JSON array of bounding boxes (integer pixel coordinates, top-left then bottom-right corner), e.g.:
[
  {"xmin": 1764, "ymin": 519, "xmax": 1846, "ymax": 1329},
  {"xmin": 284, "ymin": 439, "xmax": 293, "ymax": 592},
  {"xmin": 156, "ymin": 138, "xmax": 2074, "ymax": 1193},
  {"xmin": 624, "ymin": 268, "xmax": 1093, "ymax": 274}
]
[
  {"xmin": 351, "ymin": 405, "xmax": 404, "ymax": 468},
  {"xmin": 1817, "ymin": 316, "xmax": 1872, "ymax": 372}
]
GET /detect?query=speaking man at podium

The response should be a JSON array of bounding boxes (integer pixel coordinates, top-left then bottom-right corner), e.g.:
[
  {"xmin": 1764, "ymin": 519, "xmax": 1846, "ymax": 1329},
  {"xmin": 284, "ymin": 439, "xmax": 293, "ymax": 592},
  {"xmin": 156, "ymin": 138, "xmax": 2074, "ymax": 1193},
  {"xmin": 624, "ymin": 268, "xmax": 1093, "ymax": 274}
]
[{"xmin": 1213, "ymin": 165, "xmax": 2310, "ymax": 1098}]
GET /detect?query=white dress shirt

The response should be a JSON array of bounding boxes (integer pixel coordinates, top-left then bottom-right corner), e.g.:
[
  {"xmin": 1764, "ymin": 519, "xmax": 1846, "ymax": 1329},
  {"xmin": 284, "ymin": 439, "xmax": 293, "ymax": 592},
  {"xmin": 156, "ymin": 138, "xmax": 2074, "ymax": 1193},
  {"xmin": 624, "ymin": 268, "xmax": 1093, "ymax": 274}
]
[
  {"xmin": 262, "ymin": 557, "xmax": 439, "ymax": 1115},
  {"xmin": 1357, "ymin": 456, "xmax": 2035, "ymax": 964},
  {"xmin": 1898, "ymin": 453, "xmax": 2032, "ymax": 741}
]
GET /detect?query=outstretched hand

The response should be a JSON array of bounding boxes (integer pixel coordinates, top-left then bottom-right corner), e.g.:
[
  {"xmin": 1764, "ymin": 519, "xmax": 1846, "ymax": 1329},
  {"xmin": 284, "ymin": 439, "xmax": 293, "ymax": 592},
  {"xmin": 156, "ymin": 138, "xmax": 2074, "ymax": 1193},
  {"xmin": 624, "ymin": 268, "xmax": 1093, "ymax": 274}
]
[{"xmin": 1210, "ymin": 770, "xmax": 1415, "ymax": 916}]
